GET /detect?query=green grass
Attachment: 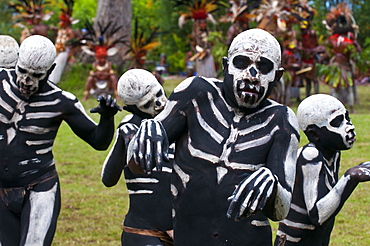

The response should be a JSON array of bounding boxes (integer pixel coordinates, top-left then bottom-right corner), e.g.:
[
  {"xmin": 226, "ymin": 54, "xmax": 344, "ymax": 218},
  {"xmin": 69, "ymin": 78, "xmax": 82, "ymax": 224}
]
[{"xmin": 52, "ymin": 66, "xmax": 370, "ymax": 245}]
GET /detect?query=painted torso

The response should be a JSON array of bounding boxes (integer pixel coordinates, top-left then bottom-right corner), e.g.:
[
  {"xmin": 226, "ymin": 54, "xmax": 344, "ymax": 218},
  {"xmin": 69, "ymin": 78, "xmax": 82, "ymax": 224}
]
[
  {"xmin": 0, "ymin": 69, "xmax": 93, "ymax": 187},
  {"xmin": 157, "ymin": 76, "xmax": 298, "ymax": 245},
  {"xmin": 120, "ymin": 114, "xmax": 174, "ymax": 231},
  {"xmin": 276, "ymin": 143, "xmax": 340, "ymax": 245}
]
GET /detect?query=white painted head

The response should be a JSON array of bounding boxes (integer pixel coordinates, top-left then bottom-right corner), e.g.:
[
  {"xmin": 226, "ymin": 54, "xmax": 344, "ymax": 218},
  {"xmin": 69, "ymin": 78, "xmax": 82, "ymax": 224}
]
[
  {"xmin": 16, "ymin": 35, "xmax": 56, "ymax": 97},
  {"xmin": 0, "ymin": 35, "xmax": 19, "ymax": 69},
  {"xmin": 297, "ymin": 94, "xmax": 356, "ymax": 149},
  {"xmin": 225, "ymin": 28, "xmax": 282, "ymax": 108},
  {"xmin": 118, "ymin": 69, "xmax": 167, "ymax": 117}
]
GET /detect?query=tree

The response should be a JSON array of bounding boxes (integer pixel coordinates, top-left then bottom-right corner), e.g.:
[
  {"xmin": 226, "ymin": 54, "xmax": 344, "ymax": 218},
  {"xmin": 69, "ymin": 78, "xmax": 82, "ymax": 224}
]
[{"xmin": 95, "ymin": 0, "xmax": 132, "ymax": 72}]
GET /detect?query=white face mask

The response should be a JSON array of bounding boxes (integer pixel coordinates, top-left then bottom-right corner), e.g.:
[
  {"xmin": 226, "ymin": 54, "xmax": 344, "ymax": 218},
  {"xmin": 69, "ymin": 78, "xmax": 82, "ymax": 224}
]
[
  {"xmin": 226, "ymin": 28, "xmax": 281, "ymax": 108},
  {"xmin": 118, "ymin": 69, "xmax": 167, "ymax": 117},
  {"xmin": 297, "ymin": 94, "xmax": 356, "ymax": 149},
  {"xmin": 324, "ymin": 107, "xmax": 356, "ymax": 149},
  {"xmin": 15, "ymin": 35, "xmax": 56, "ymax": 98}
]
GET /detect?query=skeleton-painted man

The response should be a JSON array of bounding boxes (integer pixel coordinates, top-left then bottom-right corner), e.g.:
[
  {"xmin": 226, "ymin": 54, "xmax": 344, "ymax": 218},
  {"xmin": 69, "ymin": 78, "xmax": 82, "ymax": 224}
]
[
  {"xmin": 275, "ymin": 94, "xmax": 370, "ymax": 246},
  {"xmin": 0, "ymin": 35, "xmax": 120, "ymax": 245},
  {"xmin": 128, "ymin": 28, "xmax": 300, "ymax": 245},
  {"xmin": 102, "ymin": 69, "xmax": 173, "ymax": 246}
]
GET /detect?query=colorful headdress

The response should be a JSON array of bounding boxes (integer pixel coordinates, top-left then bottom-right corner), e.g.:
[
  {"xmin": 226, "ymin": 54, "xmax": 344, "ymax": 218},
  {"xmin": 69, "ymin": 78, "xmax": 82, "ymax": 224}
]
[
  {"xmin": 9, "ymin": 0, "xmax": 54, "ymax": 25},
  {"xmin": 324, "ymin": 2, "xmax": 357, "ymax": 35},
  {"xmin": 124, "ymin": 18, "xmax": 161, "ymax": 68},
  {"xmin": 173, "ymin": 0, "xmax": 227, "ymax": 28},
  {"xmin": 219, "ymin": 0, "xmax": 260, "ymax": 23},
  {"xmin": 57, "ymin": 0, "xmax": 78, "ymax": 27},
  {"xmin": 81, "ymin": 20, "xmax": 127, "ymax": 59}
]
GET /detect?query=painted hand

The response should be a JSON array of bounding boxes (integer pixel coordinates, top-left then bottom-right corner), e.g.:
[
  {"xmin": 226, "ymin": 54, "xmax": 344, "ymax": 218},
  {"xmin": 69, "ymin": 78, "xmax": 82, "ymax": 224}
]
[
  {"xmin": 90, "ymin": 95, "xmax": 121, "ymax": 117},
  {"xmin": 128, "ymin": 119, "xmax": 169, "ymax": 175},
  {"xmin": 345, "ymin": 161, "xmax": 370, "ymax": 182},
  {"xmin": 227, "ymin": 167, "xmax": 276, "ymax": 221}
]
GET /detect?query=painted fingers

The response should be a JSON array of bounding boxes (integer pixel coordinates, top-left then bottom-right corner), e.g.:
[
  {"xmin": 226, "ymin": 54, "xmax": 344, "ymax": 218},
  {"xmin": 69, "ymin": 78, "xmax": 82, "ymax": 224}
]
[
  {"xmin": 90, "ymin": 95, "xmax": 122, "ymax": 116},
  {"xmin": 130, "ymin": 119, "xmax": 169, "ymax": 175},
  {"xmin": 227, "ymin": 167, "xmax": 275, "ymax": 221}
]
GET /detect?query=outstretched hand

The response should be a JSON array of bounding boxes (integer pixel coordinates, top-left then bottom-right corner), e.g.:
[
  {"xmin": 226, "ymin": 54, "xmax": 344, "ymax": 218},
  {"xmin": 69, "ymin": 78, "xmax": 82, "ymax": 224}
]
[
  {"xmin": 127, "ymin": 119, "xmax": 169, "ymax": 175},
  {"xmin": 226, "ymin": 167, "xmax": 276, "ymax": 222},
  {"xmin": 90, "ymin": 95, "xmax": 121, "ymax": 117},
  {"xmin": 345, "ymin": 161, "xmax": 370, "ymax": 182}
]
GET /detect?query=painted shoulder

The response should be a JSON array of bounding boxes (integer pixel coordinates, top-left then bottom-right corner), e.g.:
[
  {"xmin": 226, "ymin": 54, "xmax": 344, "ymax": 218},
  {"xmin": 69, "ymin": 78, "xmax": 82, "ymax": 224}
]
[
  {"xmin": 172, "ymin": 76, "xmax": 222, "ymax": 95},
  {"xmin": 298, "ymin": 143, "xmax": 322, "ymax": 165}
]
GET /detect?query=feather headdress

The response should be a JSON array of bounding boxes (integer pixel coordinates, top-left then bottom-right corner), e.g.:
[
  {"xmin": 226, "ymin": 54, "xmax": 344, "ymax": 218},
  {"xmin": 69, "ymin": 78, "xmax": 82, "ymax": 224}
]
[
  {"xmin": 9, "ymin": 0, "xmax": 54, "ymax": 25},
  {"xmin": 81, "ymin": 20, "xmax": 127, "ymax": 58},
  {"xmin": 124, "ymin": 18, "xmax": 161, "ymax": 68},
  {"xmin": 173, "ymin": 0, "xmax": 227, "ymax": 28}
]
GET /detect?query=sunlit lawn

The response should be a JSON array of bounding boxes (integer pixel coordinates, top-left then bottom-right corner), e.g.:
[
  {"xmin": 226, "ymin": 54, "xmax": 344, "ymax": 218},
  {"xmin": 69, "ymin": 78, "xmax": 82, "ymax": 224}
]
[{"xmin": 52, "ymin": 67, "xmax": 370, "ymax": 245}]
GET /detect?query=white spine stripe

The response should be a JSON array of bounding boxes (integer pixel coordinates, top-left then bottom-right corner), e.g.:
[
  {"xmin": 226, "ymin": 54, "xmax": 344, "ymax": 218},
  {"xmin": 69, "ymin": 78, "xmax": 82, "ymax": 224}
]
[
  {"xmin": 7, "ymin": 127, "xmax": 16, "ymax": 144},
  {"xmin": 216, "ymin": 166, "xmax": 228, "ymax": 184}
]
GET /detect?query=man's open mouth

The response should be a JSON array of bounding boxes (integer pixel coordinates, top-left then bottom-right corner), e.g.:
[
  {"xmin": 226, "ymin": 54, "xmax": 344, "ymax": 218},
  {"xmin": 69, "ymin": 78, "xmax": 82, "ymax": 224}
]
[{"xmin": 237, "ymin": 82, "xmax": 259, "ymax": 96}]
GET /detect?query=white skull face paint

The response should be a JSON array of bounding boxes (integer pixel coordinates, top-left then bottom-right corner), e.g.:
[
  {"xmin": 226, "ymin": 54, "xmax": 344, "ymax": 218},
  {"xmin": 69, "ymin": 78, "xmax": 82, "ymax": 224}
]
[
  {"xmin": 118, "ymin": 69, "xmax": 167, "ymax": 117},
  {"xmin": 297, "ymin": 94, "xmax": 356, "ymax": 149},
  {"xmin": 0, "ymin": 35, "xmax": 19, "ymax": 69},
  {"xmin": 226, "ymin": 28, "xmax": 282, "ymax": 108},
  {"xmin": 16, "ymin": 35, "xmax": 56, "ymax": 98}
]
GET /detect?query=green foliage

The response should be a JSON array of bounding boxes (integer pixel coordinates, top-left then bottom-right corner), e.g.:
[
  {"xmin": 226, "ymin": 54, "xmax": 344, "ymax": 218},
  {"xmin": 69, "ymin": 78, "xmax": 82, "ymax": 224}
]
[
  {"xmin": 208, "ymin": 30, "xmax": 228, "ymax": 76},
  {"xmin": 352, "ymin": 37, "xmax": 370, "ymax": 74},
  {"xmin": 71, "ymin": 0, "xmax": 97, "ymax": 30}
]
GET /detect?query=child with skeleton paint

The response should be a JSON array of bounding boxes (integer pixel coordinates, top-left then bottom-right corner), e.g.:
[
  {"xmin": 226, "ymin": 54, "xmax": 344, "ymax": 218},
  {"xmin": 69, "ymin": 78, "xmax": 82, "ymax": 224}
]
[
  {"xmin": 275, "ymin": 94, "xmax": 370, "ymax": 246},
  {"xmin": 101, "ymin": 69, "xmax": 174, "ymax": 245}
]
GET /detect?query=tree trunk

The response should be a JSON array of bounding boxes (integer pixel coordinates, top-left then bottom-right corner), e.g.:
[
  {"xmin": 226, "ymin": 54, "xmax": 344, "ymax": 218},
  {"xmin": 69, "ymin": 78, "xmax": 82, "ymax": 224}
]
[{"xmin": 95, "ymin": 0, "xmax": 132, "ymax": 73}]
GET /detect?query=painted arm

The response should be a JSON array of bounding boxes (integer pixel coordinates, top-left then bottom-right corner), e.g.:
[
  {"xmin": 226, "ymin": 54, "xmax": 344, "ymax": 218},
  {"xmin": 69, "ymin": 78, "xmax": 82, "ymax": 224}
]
[
  {"xmin": 303, "ymin": 161, "xmax": 370, "ymax": 226},
  {"xmin": 101, "ymin": 123, "xmax": 138, "ymax": 187},
  {"xmin": 66, "ymin": 95, "xmax": 121, "ymax": 150}
]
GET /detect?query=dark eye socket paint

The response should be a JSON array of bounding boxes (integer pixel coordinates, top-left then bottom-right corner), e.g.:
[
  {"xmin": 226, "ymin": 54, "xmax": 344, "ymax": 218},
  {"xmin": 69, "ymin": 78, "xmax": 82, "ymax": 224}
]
[
  {"xmin": 330, "ymin": 114, "xmax": 344, "ymax": 127},
  {"xmin": 144, "ymin": 101, "xmax": 152, "ymax": 109},
  {"xmin": 257, "ymin": 57, "xmax": 273, "ymax": 74},
  {"xmin": 232, "ymin": 55, "xmax": 251, "ymax": 69}
]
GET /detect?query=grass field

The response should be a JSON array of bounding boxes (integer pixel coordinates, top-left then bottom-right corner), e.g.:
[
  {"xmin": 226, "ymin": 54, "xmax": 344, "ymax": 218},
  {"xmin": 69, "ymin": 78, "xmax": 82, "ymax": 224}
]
[{"xmin": 51, "ymin": 66, "xmax": 370, "ymax": 245}]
